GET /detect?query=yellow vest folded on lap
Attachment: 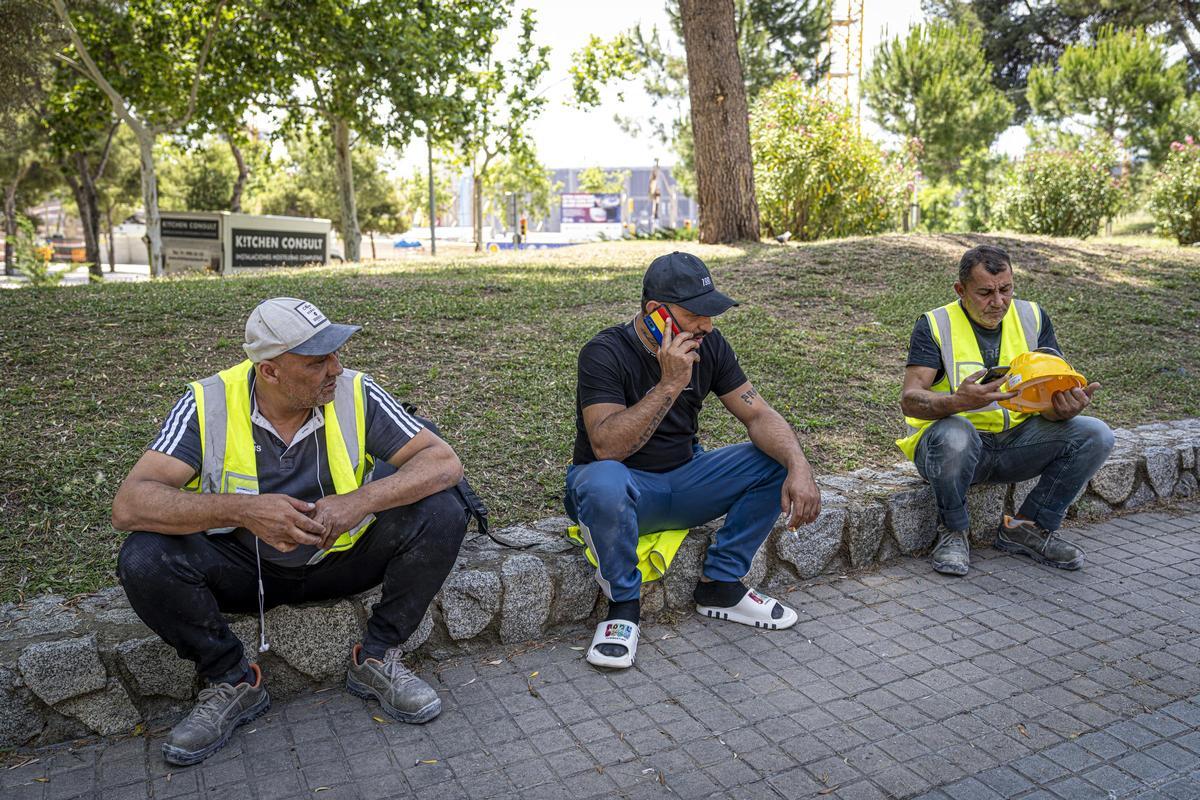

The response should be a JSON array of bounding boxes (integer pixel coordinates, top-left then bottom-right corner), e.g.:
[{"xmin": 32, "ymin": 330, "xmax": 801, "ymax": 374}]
[{"xmin": 566, "ymin": 525, "xmax": 690, "ymax": 583}]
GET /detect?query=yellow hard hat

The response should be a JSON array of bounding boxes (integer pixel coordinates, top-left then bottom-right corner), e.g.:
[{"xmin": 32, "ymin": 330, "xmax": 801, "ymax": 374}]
[{"xmin": 998, "ymin": 350, "xmax": 1087, "ymax": 413}]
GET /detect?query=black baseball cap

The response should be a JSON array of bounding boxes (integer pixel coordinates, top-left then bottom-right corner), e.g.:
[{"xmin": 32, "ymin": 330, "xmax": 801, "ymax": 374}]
[{"xmin": 642, "ymin": 251, "xmax": 739, "ymax": 317}]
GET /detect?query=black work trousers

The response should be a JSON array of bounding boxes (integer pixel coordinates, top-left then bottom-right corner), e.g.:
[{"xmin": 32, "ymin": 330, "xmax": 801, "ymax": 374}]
[{"xmin": 117, "ymin": 489, "xmax": 467, "ymax": 684}]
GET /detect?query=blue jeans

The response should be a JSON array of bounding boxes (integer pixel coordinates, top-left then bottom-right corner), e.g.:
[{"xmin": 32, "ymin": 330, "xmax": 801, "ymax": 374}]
[
  {"xmin": 914, "ymin": 414, "xmax": 1115, "ymax": 533},
  {"xmin": 564, "ymin": 443, "xmax": 787, "ymax": 603}
]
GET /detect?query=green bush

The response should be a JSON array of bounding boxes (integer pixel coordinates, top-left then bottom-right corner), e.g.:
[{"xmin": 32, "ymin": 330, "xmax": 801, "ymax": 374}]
[
  {"xmin": 626, "ymin": 225, "xmax": 698, "ymax": 241},
  {"xmin": 917, "ymin": 180, "xmax": 958, "ymax": 232},
  {"xmin": 13, "ymin": 216, "xmax": 62, "ymax": 289},
  {"xmin": 1149, "ymin": 137, "xmax": 1200, "ymax": 245},
  {"xmin": 750, "ymin": 77, "xmax": 912, "ymax": 240},
  {"xmin": 916, "ymin": 153, "xmax": 1012, "ymax": 233},
  {"xmin": 996, "ymin": 138, "xmax": 1125, "ymax": 238}
]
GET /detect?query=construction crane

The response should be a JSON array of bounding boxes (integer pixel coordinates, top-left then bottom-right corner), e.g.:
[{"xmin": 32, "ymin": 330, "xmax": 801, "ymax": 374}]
[{"xmin": 824, "ymin": 0, "xmax": 865, "ymax": 125}]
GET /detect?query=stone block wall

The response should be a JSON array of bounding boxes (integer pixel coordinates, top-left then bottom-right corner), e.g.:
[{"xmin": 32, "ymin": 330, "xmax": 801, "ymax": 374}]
[{"xmin": 2, "ymin": 419, "xmax": 1197, "ymax": 749}]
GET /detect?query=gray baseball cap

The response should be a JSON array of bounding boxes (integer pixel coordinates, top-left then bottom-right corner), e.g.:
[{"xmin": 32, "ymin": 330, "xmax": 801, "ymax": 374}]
[{"xmin": 243, "ymin": 297, "xmax": 361, "ymax": 362}]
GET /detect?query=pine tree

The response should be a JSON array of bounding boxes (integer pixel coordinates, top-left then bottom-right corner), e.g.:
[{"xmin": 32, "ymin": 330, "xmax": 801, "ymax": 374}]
[{"xmin": 864, "ymin": 21, "xmax": 1013, "ymax": 182}]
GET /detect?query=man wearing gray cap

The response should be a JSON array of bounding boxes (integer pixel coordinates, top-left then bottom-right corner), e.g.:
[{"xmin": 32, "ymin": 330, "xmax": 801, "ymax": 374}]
[
  {"xmin": 112, "ymin": 298, "xmax": 468, "ymax": 765},
  {"xmin": 566, "ymin": 252, "xmax": 822, "ymax": 669}
]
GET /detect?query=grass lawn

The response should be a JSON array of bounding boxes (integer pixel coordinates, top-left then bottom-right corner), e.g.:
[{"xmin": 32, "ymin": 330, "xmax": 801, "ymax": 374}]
[{"xmin": 2, "ymin": 233, "xmax": 1198, "ymax": 603}]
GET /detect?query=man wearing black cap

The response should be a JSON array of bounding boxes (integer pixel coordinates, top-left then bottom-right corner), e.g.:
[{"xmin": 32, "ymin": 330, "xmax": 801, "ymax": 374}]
[
  {"xmin": 566, "ymin": 253, "xmax": 821, "ymax": 669},
  {"xmin": 112, "ymin": 297, "xmax": 469, "ymax": 765}
]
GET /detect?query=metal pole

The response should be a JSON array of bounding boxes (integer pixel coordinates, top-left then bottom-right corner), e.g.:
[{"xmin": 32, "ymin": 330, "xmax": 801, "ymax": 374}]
[{"xmin": 426, "ymin": 129, "xmax": 437, "ymax": 257}]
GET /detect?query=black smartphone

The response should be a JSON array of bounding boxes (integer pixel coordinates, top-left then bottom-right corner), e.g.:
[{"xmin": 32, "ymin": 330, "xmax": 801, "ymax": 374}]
[{"xmin": 980, "ymin": 365, "xmax": 1010, "ymax": 383}]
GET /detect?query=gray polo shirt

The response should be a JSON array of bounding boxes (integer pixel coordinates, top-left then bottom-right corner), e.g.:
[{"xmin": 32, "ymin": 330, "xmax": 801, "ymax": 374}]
[{"xmin": 148, "ymin": 372, "xmax": 424, "ymax": 566}]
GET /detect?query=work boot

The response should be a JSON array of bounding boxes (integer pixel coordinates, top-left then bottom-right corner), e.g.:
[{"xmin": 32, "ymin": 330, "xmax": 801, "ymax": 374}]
[
  {"xmin": 931, "ymin": 526, "xmax": 970, "ymax": 576},
  {"xmin": 162, "ymin": 663, "xmax": 270, "ymax": 766},
  {"xmin": 996, "ymin": 515, "xmax": 1084, "ymax": 570},
  {"xmin": 346, "ymin": 644, "xmax": 441, "ymax": 723}
]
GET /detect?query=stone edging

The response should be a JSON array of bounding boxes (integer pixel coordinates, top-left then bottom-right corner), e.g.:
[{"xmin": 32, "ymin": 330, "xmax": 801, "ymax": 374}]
[{"xmin": 2, "ymin": 419, "xmax": 1197, "ymax": 749}]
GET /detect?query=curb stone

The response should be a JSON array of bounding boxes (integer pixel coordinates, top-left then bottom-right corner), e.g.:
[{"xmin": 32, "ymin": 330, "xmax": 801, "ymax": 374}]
[{"xmin": 2, "ymin": 417, "xmax": 1197, "ymax": 749}]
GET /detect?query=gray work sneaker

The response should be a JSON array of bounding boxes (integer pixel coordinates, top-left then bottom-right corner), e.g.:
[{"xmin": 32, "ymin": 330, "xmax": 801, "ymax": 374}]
[
  {"xmin": 931, "ymin": 527, "xmax": 970, "ymax": 576},
  {"xmin": 346, "ymin": 644, "xmax": 441, "ymax": 723},
  {"xmin": 162, "ymin": 663, "xmax": 270, "ymax": 766},
  {"xmin": 996, "ymin": 515, "xmax": 1084, "ymax": 570}
]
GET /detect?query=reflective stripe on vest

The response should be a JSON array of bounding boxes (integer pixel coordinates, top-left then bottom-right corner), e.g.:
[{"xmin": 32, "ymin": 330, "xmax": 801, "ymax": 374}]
[
  {"xmin": 895, "ymin": 299, "xmax": 1040, "ymax": 461},
  {"xmin": 187, "ymin": 360, "xmax": 374, "ymax": 558}
]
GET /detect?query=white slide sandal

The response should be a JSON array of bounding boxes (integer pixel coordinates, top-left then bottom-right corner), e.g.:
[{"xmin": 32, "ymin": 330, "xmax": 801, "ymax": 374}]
[
  {"xmin": 696, "ymin": 588, "xmax": 798, "ymax": 630},
  {"xmin": 585, "ymin": 619, "xmax": 640, "ymax": 669}
]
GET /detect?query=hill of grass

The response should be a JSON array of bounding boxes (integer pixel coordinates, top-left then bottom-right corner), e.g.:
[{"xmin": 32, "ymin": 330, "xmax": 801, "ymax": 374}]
[{"xmin": 2, "ymin": 234, "xmax": 1197, "ymax": 602}]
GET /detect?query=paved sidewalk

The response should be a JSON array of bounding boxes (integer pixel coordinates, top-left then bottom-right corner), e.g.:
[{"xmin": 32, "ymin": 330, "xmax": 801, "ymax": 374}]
[{"xmin": 4, "ymin": 505, "xmax": 1199, "ymax": 800}]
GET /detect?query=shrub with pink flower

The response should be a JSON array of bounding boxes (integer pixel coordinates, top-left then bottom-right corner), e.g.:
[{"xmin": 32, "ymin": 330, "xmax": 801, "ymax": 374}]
[
  {"xmin": 1150, "ymin": 137, "xmax": 1200, "ymax": 245},
  {"xmin": 995, "ymin": 137, "xmax": 1125, "ymax": 238},
  {"xmin": 749, "ymin": 78, "xmax": 913, "ymax": 240}
]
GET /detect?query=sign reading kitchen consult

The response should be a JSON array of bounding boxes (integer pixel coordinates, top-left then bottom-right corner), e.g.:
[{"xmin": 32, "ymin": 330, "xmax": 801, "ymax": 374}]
[{"xmin": 231, "ymin": 229, "xmax": 327, "ymax": 268}]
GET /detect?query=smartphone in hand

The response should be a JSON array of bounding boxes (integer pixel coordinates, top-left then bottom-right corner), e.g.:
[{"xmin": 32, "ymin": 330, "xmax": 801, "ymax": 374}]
[
  {"xmin": 980, "ymin": 365, "xmax": 1010, "ymax": 384},
  {"xmin": 643, "ymin": 306, "xmax": 680, "ymax": 346}
]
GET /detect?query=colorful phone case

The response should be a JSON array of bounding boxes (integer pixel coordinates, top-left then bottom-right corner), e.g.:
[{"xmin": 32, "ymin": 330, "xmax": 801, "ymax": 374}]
[{"xmin": 644, "ymin": 307, "xmax": 678, "ymax": 345}]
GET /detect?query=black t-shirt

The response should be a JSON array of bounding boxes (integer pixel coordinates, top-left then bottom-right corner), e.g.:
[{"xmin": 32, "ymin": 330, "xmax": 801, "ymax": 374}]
[
  {"xmin": 906, "ymin": 302, "xmax": 1060, "ymax": 383},
  {"xmin": 573, "ymin": 322, "xmax": 748, "ymax": 472}
]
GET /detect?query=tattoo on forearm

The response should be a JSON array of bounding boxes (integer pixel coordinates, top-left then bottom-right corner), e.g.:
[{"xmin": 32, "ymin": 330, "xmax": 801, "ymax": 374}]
[
  {"xmin": 911, "ymin": 395, "xmax": 935, "ymax": 415},
  {"xmin": 633, "ymin": 393, "xmax": 675, "ymax": 452},
  {"xmin": 740, "ymin": 388, "xmax": 759, "ymax": 406}
]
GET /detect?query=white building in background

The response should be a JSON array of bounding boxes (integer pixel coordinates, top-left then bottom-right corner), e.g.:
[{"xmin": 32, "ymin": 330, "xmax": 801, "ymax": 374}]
[{"xmin": 456, "ymin": 165, "xmax": 696, "ymax": 239}]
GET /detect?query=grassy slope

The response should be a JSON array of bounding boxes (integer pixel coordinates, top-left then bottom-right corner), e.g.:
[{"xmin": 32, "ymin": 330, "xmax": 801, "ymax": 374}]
[{"xmin": 2, "ymin": 234, "xmax": 1197, "ymax": 602}]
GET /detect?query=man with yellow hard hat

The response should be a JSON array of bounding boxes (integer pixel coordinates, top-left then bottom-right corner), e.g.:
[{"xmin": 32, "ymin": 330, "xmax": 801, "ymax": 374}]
[{"xmin": 897, "ymin": 245, "xmax": 1114, "ymax": 576}]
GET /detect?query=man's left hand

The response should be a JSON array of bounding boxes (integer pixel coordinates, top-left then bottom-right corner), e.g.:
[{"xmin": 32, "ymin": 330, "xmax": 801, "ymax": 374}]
[
  {"xmin": 782, "ymin": 470, "xmax": 821, "ymax": 530},
  {"xmin": 311, "ymin": 494, "xmax": 370, "ymax": 549},
  {"xmin": 1048, "ymin": 381, "xmax": 1101, "ymax": 421}
]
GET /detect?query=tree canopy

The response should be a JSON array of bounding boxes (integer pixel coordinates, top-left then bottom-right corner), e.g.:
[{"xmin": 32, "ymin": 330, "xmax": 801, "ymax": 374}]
[
  {"xmin": 571, "ymin": 0, "xmax": 829, "ymax": 195},
  {"xmin": 864, "ymin": 20, "xmax": 1013, "ymax": 181},
  {"xmin": 1027, "ymin": 26, "xmax": 1187, "ymax": 163},
  {"xmin": 924, "ymin": 0, "xmax": 1199, "ymax": 118}
]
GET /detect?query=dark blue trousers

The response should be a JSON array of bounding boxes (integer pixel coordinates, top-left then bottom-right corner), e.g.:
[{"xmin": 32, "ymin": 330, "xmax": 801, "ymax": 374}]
[{"xmin": 564, "ymin": 443, "xmax": 786, "ymax": 603}]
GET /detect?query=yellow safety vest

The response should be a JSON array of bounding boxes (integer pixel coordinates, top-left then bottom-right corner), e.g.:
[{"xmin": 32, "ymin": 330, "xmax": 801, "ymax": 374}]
[
  {"xmin": 896, "ymin": 299, "xmax": 1042, "ymax": 461},
  {"xmin": 565, "ymin": 525, "xmax": 690, "ymax": 583},
  {"xmin": 187, "ymin": 360, "xmax": 374, "ymax": 561}
]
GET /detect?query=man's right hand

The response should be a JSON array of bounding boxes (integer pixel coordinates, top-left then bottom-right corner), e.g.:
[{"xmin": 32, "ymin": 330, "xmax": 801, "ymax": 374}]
[
  {"xmin": 658, "ymin": 323, "xmax": 700, "ymax": 393},
  {"xmin": 953, "ymin": 369, "xmax": 1017, "ymax": 412},
  {"xmin": 240, "ymin": 494, "xmax": 326, "ymax": 553}
]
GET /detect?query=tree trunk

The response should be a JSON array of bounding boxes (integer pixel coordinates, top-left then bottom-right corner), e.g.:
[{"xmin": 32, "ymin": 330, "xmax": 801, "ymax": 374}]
[
  {"xmin": 228, "ymin": 137, "xmax": 247, "ymax": 212},
  {"xmin": 427, "ymin": 129, "xmax": 437, "ymax": 257},
  {"xmin": 4, "ymin": 161, "xmax": 31, "ymax": 276},
  {"xmin": 104, "ymin": 203, "xmax": 116, "ymax": 271},
  {"xmin": 473, "ymin": 171, "xmax": 483, "ymax": 252},
  {"xmin": 134, "ymin": 128, "xmax": 164, "ymax": 276},
  {"xmin": 678, "ymin": 0, "xmax": 760, "ymax": 243},
  {"xmin": 332, "ymin": 117, "xmax": 361, "ymax": 262},
  {"xmin": 68, "ymin": 152, "xmax": 104, "ymax": 277}
]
